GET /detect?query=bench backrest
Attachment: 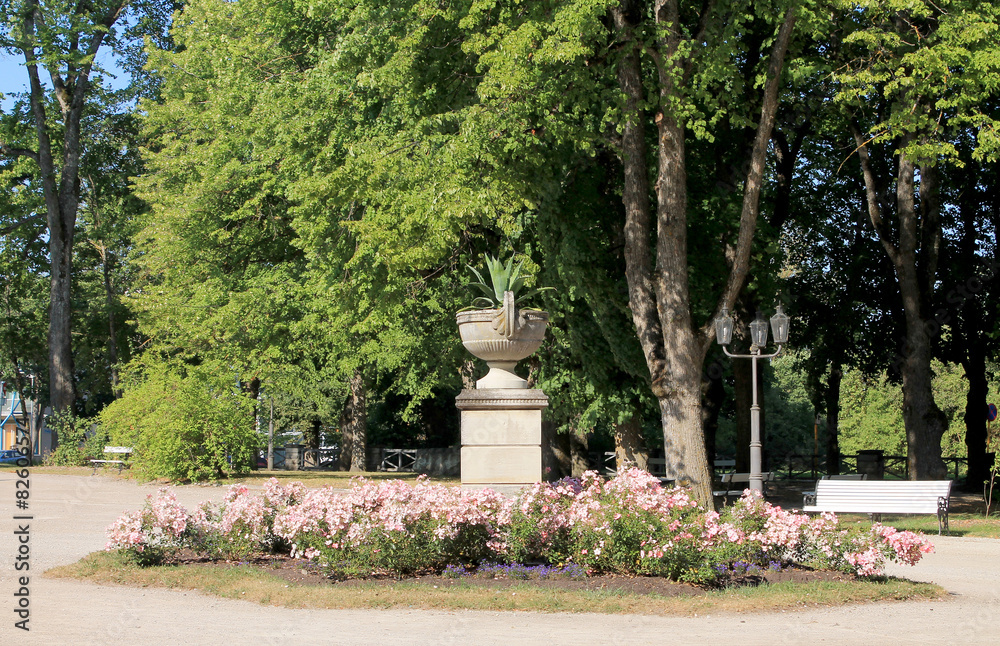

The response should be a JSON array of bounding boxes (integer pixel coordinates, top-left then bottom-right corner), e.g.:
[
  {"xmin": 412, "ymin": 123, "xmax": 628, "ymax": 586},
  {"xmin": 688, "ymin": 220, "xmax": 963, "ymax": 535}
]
[
  {"xmin": 721, "ymin": 471, "xmax": 774, "ymax": 484},
  {"xmin": 819, "ymin": 473, "xmax": 867, "ymax": 480},
  {"xmin": 811, "ymin": 479, "xmax": 951, "ymax": 514},
  {"xmin": 104, "ymin": 446, "xmax": 132, "ymax": 454}
]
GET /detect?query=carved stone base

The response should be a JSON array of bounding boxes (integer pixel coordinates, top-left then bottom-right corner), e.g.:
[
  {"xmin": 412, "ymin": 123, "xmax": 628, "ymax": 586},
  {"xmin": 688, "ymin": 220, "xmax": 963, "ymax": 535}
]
[{"xmin": 456, "ymin": 389, "xmax": 548, "ymax": 491}]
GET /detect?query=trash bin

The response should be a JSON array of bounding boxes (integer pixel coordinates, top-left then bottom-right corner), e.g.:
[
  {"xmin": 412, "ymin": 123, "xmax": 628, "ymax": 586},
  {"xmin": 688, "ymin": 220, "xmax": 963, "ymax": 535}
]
[
  {"xmin": 856, "ymin": 449, "xmax": 885, "ymax": 480},
  {"xmin": 284, "ymin": 444, "xmax": 304, "ymax": 471}
]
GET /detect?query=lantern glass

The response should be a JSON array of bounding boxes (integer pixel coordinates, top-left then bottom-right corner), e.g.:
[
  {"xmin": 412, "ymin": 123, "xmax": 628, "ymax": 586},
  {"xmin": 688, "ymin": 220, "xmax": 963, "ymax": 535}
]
[
  {"xmin": 749, "ymin": 311, "xmax": 769, "ymax": 347},
  {"xmin": 715, "ymin": 308, "xmax": 734, "ymax": 346},
  {"xmin": 770, "ymin": 304, "xmax": 790, "ymax": 345}
]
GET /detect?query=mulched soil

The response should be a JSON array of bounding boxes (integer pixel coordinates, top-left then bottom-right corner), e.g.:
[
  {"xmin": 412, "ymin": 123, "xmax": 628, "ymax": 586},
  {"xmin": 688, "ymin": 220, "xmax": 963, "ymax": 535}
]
[{"xmin": 175, "ymin": 553, "xmax": 855, "ymax": 597}]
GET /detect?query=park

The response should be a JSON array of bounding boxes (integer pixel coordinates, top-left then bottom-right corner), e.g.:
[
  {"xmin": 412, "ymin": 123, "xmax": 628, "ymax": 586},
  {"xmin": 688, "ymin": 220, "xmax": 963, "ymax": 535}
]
[{"xmin": 3, "ymin": 0, "xmax": 1000, "ymax": 643}]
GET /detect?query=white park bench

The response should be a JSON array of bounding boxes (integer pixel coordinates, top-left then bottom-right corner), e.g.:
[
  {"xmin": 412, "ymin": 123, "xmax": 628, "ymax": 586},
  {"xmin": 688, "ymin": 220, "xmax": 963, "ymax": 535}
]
[
  {"xmin": 713, "ymin": 471, "xmax": 775, "ymax": 503},
  {"xmin": 802, "ymin": 479, "xmax": 952, "ymax": 534},
  {"xmin": 90, "ymin": 446, "xmax": 133, "ymax": 474}
]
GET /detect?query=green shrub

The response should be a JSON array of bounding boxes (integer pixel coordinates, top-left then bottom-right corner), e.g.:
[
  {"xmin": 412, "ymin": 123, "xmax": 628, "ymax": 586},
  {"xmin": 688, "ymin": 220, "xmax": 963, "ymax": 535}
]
[
  {"xmin": 99, "ymin": 358, "xmax": 260, "ymax": 481},
  {"xmin": 45, "ymin": 412, "xmax": 107, "ymax": 466}
]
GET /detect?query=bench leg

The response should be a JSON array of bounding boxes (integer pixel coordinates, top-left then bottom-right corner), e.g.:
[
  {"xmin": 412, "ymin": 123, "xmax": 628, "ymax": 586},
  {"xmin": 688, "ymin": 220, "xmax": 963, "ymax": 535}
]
[{"xmin": 938, "ymin": 496, "xmax": 949, "ymax": 535}]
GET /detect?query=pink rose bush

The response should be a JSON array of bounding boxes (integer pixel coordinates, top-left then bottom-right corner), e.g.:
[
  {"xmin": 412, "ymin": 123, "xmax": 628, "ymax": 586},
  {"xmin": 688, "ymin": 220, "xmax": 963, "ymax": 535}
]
[
  {"xmin": 189, "ymin": 480, "xmax": 304, "ymax": 559},
  {"xmin": 272, "ymin": 476, "xmax": 511, "ymax": 574},
  {"xmin": 105, "ymin": 488, "xmax": 192, "ymax": 565},
  {"xmin": 106, "ymin": 479, "xmax": 305, "ymax": 564},
  {"xmin": 104, "ymin": 471, "xmax": 933, "ymax": 582},
  {"xmin": 703, "ymin": 492, "xmax": 935, "ymax": 582}
]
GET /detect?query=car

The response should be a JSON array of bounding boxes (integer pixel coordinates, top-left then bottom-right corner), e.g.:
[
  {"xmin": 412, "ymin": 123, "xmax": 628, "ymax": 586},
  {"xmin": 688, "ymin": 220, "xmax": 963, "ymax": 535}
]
[{"xmin": 0, "ymin": 449, "xmax": 27, "ymax": 464}]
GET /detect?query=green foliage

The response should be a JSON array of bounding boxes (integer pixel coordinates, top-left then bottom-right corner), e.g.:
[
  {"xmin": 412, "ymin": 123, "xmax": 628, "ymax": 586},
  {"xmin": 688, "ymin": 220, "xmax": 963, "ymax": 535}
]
[
  {"xmin": 99, "ymin": 359, "xmax": 259, "ymax": 481},
  {"xmin": 715, "ymin": 353, "xmax": 818, "ymax": 460},
  {"xmin": 44, "ymin": 412, "xmax": 107, "ymax": 466},
  {"xmin": 838, "ymin": 361, "xmax": 978, "ymax": 457},
  {"xmin": 764, "ymin": 353, "xmax": 822, "ymax": 458},
  {"xmin": 835, "ymin": 0, "xmax": 1000, "ymax": 164}
]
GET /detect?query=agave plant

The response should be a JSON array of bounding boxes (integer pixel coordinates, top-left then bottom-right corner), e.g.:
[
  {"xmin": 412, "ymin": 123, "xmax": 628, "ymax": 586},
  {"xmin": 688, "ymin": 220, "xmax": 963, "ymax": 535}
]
[{"xmin": 466, "ymin": 254, "xmax": 552, "ymax": 309}]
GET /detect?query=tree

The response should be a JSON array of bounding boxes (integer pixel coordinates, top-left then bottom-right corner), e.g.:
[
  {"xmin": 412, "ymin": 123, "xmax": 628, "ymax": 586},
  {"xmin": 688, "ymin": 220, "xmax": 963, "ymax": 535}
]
[
  {"xmin": 599, "ymin": 1, "xmax": 798, "ymax": 501},
  {"xmin": 937, "ymin": 134, "xmax": 1000, "ymax": 489},
  {"xmin": 133, "ymin": 0, "xmax": 481, "ymax": 471},
  {"xmin": 1, "ymin": 0, "xmax": 176, "ymax": 437},
  {"xmin": 0, "ymin": 0, "xmax": 131, "ymax": 422},
  {"xmin": 837, "ymin": 0, "xmax": 1000, "ymax": 479}
]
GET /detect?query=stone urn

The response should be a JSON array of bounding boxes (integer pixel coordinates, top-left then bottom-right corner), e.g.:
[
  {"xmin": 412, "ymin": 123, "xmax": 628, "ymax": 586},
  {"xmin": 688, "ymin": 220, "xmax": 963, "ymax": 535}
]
[{"xmin": 456, "ymin": 291, "xmax": 549, "ymax": 389}]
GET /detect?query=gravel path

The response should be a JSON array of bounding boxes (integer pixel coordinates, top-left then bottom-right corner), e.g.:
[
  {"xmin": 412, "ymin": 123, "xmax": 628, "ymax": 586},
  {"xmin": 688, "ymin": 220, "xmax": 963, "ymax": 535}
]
[{"xmin": 2, "ymin": 472, "xmax": 998, "ymax": 645}]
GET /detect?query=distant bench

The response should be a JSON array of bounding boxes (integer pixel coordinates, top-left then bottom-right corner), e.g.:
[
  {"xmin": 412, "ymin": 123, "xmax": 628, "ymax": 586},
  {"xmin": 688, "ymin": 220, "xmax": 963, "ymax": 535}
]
[
  {"xmin": 90, "ymin": 446, "xmax": 133, "ymax": 475},
  {"xmin": 713, "ymin": 471, "xmax": 775, "ymax": 503},
  {"xmin": 802, "ymin": 479, "xmax": 952, "ymax": 534}
]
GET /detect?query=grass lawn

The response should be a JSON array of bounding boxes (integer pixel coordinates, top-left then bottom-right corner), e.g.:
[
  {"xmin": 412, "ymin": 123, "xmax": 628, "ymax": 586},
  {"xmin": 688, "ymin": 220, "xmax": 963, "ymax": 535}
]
[
  {"xmin": 47, "ymin": 551, "xmax": 945, "ymax": 616},
  {"xmin": 835, "ymin": 512, "xmax": 1000, "ymax": 539}
]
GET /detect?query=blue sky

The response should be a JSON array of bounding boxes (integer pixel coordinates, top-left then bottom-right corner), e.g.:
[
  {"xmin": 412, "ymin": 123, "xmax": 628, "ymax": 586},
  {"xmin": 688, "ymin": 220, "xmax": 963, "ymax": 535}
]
[
  {"xmin": 1, "ymin": 49, "xmax": 128, "ymax": 110},
  {"xmin": 1, "ymin": 51, "xmax": 30, "ymax": 107}
]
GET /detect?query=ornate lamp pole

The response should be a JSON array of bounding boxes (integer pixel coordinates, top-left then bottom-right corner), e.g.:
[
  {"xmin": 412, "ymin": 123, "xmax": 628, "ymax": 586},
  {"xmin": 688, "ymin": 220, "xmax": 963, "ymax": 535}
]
[{"xmin": 714, "ymin": 305, "xmax": 790, "ymax": 494}]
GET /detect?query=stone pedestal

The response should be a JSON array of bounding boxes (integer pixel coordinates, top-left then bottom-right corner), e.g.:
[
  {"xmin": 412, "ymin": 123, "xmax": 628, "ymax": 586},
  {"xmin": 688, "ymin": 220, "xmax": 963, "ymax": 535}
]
[{"xmin": 456, "ymin": 389, "xmax": 548, "ymax": 493}]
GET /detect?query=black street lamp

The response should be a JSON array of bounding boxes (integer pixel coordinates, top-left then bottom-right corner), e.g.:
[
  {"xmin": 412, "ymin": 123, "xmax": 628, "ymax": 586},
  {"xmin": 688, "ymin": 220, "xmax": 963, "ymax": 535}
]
[{"xmin": 714, "ymin": 305, "xmax": 790, "ymax": 494}]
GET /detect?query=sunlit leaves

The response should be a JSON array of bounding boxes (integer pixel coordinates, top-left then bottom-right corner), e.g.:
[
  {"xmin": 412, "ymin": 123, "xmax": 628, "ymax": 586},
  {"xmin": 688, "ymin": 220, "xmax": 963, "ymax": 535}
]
[{"xmin": 836, "ymin": 0, "xmax": 1000, "ymax": 164}]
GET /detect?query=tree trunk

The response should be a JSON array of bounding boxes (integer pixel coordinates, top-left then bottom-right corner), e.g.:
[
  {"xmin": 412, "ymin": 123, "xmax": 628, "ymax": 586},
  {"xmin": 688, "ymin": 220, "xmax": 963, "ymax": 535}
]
[
  {"xmin": 895, "ymin": 157, "xmax": 947, "ymax": 480},
  {"xmin": 657, "ymin": 381, "xmax": 712, "ymax": 500},
  {"xmin": 99, "ymin": 244, "xmax": 121, "ymax": 397},
  {"xmin": 570, "ymin": 431, "xmax": 589, "ymax": 477},
  {"xmin": 48, "ymin": 220, "xmax": 76, "ymax": 427},
  {"xmin": 344, "ymin": 370, "xmax": 367, "ymax": 472},
  {"xmin": 954, "ymin": 152, "xmax": 992, "ymax": 491},
  {"xmin": 899, "ymin": 330, "xmax": 948, "ymax": 479},
  {"xmin": 854, "ymin": 130, "xmax": 947, "ymax": 480},
  {"xmin": 963, "ymin": 343, "xmax": 990, "ymax": 490},
  {"xmin": 337, "ymin": 418, "xmax": 353, "ymax": 471},
  {"xmin": 613, "ymin": 413, "xmax": 648, "ymax": 471},
  {"xmin": 608, "ymin": 2, "xmax": 795, "ymax": 505},
  {"xmin": 825, "ymin": 362, "xmax": 842, "ymax": 476},
  {"xmin": 545, "ymin": 425, "xmax": 571, "ymax": 480}
]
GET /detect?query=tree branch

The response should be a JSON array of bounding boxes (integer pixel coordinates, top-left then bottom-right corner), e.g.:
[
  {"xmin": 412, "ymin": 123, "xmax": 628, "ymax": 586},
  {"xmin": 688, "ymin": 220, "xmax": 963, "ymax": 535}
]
[
  {"xmin": 705, "ymin": 8, "xmax": 796, "ymax": 347},
  {"xmin": 0, "ymin": 143, "xmax": 39, "ymax": 163},
  {"xmin": 850, "ymin": 119, "xmax": 901, "ymax": 266},
  {"xmin": 0, "ymin": 214, "xmax": 46, "ymax": 236},
  {"xmin": 610, "ymin": 3, "xmax": 668, "ymax": 392}
]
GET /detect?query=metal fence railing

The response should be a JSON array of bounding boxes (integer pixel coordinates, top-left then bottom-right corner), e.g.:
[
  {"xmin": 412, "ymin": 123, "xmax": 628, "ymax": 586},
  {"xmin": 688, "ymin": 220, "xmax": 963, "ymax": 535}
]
[
  {"xmin": 774, "ymin": 453, "xmax": 969, "ymax": 481},
  {"xmin": 379, "ymin": 448, "xmax": 417, "ymax": 472},
  {"xmin": 586, "ymin": 451, "xmax": 971, "ymax": 483}
]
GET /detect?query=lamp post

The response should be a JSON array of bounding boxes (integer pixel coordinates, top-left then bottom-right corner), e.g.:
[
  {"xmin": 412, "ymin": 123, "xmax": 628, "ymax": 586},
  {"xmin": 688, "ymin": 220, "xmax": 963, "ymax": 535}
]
[{"xmin": 714, "ymin": 305, "xmax": 790, "ymax": 494}]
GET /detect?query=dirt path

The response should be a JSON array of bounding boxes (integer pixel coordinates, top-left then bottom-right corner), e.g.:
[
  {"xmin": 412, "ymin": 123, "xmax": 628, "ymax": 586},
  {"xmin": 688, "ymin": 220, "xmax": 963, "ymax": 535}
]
[{"xmin": 2, "ymin": 473, "xmax": 997, "ymax": 645}]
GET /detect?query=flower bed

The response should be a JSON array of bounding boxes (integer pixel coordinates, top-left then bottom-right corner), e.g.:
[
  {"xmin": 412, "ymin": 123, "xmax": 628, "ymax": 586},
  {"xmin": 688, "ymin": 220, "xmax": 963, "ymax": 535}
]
[{"xmin": 105, "ymin": 469, "xmax": 933, "ymax": 583}]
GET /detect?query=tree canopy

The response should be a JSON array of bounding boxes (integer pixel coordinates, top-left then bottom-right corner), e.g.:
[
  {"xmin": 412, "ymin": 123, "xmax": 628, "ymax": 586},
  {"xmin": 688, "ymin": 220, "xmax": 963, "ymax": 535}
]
[{"xmin": 4, "ymin": 0, "xmax": 1000, "ymax": 492}]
